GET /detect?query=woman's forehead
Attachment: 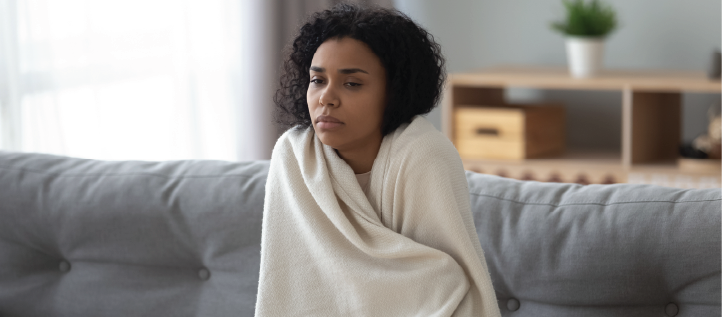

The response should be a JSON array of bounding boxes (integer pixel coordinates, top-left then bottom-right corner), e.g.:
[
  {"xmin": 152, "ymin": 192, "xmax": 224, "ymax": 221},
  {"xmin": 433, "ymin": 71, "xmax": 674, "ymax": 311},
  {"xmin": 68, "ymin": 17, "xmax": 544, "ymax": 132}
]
[{"xmin": 310, "ymin": 37, "xmax": 383, "ymax": 74}]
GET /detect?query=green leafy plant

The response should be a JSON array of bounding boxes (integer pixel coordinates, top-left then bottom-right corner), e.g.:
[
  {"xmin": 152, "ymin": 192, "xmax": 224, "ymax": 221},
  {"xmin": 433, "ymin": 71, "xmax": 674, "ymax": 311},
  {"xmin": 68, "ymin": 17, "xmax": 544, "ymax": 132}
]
[{"xmin": 551, "ymin": 0, "xmax": 618, "ymax": 37}]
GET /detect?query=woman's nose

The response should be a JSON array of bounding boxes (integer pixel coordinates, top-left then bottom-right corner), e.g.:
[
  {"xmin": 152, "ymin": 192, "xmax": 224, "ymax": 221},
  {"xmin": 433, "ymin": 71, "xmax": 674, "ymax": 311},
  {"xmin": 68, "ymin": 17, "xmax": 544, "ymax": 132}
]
[{"xmin": 319, "ymin": 86, "xmax": 339, "ymax": 107}]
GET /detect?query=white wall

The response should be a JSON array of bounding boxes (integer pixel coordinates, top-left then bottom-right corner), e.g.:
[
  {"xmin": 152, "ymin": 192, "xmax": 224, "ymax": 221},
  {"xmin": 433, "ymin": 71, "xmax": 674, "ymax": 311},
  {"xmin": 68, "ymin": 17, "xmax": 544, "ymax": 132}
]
[{"xmin": 395, "ymin": 0, "xmax": 721, "ymax": 148}]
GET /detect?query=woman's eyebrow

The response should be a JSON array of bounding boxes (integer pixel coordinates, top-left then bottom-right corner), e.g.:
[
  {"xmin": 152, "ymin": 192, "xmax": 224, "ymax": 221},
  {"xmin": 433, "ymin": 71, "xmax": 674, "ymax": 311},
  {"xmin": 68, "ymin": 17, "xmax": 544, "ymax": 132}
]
[
  {"xmin": 339, "ymin": 68, "xmax": 368, "ymax": 74},
  {"xmin": 309, "ymin": 66, "xmax": 369, "ymax": 75}
]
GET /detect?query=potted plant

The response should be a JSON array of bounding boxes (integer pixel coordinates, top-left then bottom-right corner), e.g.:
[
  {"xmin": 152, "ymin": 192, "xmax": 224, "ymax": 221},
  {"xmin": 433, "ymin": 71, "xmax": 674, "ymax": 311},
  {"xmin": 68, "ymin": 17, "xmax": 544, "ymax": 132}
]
[{"xmin": 551, "ymin": 0, "xmax": 618, "ymax": 78}]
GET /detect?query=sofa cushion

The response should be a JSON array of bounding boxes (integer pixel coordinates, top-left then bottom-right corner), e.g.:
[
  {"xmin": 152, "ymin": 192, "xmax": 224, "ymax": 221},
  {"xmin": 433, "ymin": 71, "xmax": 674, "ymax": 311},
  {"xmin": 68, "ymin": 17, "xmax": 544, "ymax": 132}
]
[
  {"xmin": 466, "ymin": 171, "xmax": 721, "ymax": 317},
  {"xmin": 0, "ymin": 151, "xmax": 268, "ymax": 317},
  {"xmin": 0, "ymin": 150, "xmax": 719, "ymax": 317}
]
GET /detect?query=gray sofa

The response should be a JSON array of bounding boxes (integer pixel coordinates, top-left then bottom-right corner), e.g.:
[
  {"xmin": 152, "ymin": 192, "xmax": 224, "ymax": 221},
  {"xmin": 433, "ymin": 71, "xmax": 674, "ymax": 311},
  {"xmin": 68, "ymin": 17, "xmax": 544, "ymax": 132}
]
[{"xmin": 0, "ymin": 150, "xmax": 719, "ymax": 317}]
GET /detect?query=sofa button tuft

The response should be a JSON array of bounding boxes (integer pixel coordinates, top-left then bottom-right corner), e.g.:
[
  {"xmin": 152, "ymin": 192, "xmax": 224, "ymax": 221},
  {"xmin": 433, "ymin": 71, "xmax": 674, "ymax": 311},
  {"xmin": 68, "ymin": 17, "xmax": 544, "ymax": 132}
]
[
  {"xmin": 59, "ymin": 261, "xmax": 71, "ymax": 273},
  {"xmin": 665, "ymin": 303, "xmax": 678, "ymax": 316},
  {"xmin": 506, "ymin": 298, "xmax": 520, "ymax": 311},
  {"xmin": 198, "ymin": 268, "xmax": 210, "ymax": 281}
]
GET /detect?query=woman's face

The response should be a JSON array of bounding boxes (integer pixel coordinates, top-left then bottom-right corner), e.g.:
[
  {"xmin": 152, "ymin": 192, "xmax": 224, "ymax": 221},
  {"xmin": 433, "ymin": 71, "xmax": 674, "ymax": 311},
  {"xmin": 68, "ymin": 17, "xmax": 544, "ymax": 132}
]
[{"xmin": 307, "ymin": 37, "xmax": 387, "ymax": 152}]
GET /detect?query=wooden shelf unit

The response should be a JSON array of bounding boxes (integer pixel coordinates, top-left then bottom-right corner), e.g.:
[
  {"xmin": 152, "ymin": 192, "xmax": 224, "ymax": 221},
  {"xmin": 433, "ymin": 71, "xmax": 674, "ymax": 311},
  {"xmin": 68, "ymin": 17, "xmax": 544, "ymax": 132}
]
[{"xmin": 442, "ymin": 66, "xmax": 722, "ymax": 188}]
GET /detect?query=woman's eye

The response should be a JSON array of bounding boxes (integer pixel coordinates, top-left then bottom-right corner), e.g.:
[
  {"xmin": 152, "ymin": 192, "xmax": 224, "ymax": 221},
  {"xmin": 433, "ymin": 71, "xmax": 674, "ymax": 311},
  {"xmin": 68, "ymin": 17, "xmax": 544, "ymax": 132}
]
[
  {"xmin": 345, "ymin": 82, "xmax": 361, "ymax": 87},
  {"xmin": 310, "ymin": 79, "xmax": 324, "ymax": 84}
]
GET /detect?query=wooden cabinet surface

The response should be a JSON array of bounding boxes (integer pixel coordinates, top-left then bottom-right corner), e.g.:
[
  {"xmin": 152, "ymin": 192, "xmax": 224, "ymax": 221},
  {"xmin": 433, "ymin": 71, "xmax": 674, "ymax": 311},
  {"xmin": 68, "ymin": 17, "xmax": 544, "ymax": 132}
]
[{"xmin": 442, "ymin": 66, "xmax": 721, "ymax": 188}]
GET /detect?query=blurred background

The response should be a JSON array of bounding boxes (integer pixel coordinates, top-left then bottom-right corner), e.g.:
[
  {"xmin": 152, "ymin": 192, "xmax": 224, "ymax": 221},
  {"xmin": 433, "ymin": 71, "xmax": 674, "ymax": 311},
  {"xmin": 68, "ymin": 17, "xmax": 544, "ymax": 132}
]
[{"xmin": 0, "ymin": 0, "xmax": 719, "ymax": 167}]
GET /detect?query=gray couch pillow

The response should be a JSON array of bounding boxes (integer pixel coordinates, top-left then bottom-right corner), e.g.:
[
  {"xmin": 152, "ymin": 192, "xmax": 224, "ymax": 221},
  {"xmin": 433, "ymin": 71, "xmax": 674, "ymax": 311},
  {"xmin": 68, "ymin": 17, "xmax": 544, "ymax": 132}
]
[
  {"xmin": 0, "ymin": 151, "xmax": 268, "ymax": 317},
  {"xmin": 0, "ymin": 150, "xmax": 719, "ymax": 317},
  {"xmin": 466, "ymin": 171, "xmax": 721, "ymax": 316}
]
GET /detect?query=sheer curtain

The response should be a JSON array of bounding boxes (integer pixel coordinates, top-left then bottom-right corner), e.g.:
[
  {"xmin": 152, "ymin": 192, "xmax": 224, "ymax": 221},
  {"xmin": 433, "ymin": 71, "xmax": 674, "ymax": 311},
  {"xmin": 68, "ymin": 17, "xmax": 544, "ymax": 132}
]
[
  {"xmin": 0, "ymin": 0, "xmax": 393, "ymax": 161},
  {"xmin": 0, "ymin": 0, "xmax": 246, "ymax": 161}
]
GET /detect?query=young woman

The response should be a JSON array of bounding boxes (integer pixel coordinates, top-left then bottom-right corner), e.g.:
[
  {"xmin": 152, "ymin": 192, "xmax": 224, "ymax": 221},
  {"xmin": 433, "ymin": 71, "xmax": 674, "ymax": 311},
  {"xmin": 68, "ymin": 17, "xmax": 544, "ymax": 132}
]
[{"xmin": 256, "ymin": 4, "xmax": 500, "ymax": 316}]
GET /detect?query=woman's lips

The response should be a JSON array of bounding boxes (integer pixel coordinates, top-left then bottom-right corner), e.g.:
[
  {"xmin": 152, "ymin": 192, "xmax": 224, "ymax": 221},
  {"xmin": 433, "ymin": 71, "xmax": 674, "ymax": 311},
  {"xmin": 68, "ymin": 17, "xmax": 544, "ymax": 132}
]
[
  {"xmin": 317, "ymin": 122, "xmax": 343, "ymax": 129},
  {"xmin": 316, "ymin": 115, "xmax": 344, "ymax": 130}
]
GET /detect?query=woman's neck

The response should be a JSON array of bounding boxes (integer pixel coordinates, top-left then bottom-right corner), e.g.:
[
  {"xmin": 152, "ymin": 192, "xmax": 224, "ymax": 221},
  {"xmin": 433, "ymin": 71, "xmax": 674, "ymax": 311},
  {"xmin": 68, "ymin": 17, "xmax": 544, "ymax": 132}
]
[{"xmin": 335, "ymin": 135, "xmax": 383, "ymax": 174}]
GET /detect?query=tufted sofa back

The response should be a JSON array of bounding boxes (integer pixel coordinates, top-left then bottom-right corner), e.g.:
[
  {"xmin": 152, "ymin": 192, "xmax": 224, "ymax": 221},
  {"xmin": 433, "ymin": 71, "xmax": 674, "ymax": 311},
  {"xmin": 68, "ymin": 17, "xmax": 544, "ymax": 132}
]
[
  {"xmin": 0, "ymin": 151, "xmax": 719, "ymax": 317},
  {"xmin": 0, "ymin": 151, "xmax": 267, "ymax": 316},
  {"xmin": 466, "ymin": 171, "xmax": 721, "ymax": 316}
]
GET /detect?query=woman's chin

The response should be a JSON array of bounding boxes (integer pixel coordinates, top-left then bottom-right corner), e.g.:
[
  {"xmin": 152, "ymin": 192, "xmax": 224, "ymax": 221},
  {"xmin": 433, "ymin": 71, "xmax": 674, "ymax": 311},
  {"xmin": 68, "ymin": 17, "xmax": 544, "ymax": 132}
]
[{"xmin": 315, "ymin": 131, "xmax": 346, "ymax": 149}]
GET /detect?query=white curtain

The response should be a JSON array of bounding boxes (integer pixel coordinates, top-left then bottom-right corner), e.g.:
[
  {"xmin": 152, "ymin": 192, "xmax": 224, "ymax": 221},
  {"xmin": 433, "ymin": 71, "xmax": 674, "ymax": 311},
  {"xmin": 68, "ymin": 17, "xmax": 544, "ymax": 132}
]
[
  {"xmin": 0, "ymin": 0, "xmax": 393, "ymax": 161},
  {"xmin": 0, "ymin": 0, "xmax": 248, "ymax": 161}
]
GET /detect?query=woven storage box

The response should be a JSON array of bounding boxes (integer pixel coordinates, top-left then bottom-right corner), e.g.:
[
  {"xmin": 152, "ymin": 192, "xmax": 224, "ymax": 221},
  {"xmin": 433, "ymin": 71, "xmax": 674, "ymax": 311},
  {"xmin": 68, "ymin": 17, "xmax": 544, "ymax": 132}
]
[{"xmin": 454, "ymin": 104, "xmax": 565, "ymax": 160}]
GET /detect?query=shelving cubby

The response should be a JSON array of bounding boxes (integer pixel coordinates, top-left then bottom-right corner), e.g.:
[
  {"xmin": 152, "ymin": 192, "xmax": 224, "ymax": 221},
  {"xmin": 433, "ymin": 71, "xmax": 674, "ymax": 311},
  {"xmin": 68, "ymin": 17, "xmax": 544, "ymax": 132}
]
[{"xmin": 442, "ymin": 66, "xmax": 721, "ymax": 188}]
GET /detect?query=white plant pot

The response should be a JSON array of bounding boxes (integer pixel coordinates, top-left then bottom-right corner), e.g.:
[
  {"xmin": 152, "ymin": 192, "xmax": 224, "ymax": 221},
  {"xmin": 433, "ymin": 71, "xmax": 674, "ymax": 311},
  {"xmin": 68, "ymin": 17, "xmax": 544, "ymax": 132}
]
[{"xmin": 565, "ymin": 37, "xmax": 605, "ymax": 78}]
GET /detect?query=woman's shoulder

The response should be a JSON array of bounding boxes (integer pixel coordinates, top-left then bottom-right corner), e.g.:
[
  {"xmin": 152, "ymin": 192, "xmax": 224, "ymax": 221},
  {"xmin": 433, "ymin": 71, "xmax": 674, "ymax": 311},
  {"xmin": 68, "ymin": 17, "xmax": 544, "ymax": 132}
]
[
  {"xmin": 386, "ymin": 116, "xmax": 468, "ymax": 191},
  {"xmin": 278, "ymin": 125, "xmax": 312, "ymax": 141},
  {"xmin": 271, "ymin": 125, "xmax": 314, "ymax": 158},
  {"xmin": 383, "ymin": 116, "xmax": 466, "ymax": 178},
  {"xmin": 391, "ymin": 116, "xmax": 460, "ymax": 163}
]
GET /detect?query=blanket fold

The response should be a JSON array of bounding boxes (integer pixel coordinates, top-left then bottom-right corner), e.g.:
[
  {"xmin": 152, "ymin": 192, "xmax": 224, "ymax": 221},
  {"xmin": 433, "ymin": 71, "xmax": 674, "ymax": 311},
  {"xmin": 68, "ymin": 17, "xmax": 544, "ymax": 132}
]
[{"xmin": 255, "ymin": 116, "xmax": 500, "ymax": 317}]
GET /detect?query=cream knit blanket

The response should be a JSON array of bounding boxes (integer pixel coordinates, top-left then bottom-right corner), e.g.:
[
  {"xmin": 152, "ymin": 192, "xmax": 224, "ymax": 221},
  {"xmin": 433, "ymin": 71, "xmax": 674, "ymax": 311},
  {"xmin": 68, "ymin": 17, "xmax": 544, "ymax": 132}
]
[{"xmin": 255, "ymin": 116, "xmax": 500, "ymax": 316}]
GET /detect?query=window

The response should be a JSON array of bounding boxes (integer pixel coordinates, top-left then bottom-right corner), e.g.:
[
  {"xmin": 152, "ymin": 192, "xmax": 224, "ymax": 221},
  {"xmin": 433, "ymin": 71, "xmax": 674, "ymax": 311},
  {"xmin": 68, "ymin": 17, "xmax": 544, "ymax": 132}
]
[{"xmin": 0, "ymin": 0, "xmax": 244, "ymax": 161}]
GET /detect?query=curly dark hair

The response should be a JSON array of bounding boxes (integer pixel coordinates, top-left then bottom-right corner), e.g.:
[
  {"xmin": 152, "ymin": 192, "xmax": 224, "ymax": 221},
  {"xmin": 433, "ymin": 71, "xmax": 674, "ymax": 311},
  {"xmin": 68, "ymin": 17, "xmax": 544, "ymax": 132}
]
[{"xmin": 274, "ymin": 3, "xmax": 446, "ymax": 136}]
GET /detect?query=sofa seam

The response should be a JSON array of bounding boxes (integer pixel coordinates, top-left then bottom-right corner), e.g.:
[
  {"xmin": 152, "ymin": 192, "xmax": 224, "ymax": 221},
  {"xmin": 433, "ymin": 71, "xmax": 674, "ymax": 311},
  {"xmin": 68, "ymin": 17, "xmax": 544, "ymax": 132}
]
[
  {"xmin": 469, "ymin": 192, "xmax": 722, "ymax": 207},
  {"xmin": 496, "ymin": 297, "xmax": 722, "ymax": 308},
  {"xmin": 0, "ymin": 165, "xmax": 257, "ymax": 180},
  {"xmin": 67, "ymin": 258, "xmax": 213, "ymax": 271}
]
